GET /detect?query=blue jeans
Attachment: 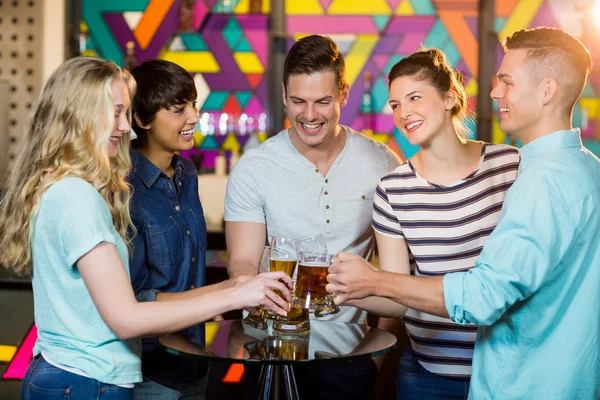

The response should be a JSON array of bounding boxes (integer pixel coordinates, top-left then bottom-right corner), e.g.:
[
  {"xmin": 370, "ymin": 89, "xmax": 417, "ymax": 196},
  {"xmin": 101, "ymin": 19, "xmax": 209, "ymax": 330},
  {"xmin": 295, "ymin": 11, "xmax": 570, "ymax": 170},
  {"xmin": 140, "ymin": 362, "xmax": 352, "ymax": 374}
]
[
  {"xmin": 133, "ymin": 377, "xmax": 206, "ymax": 400},
  {"xmin": 397, "ymin": 346, "xmax": 470, "ymax": 400},
  {"xmin": 21, "ymin": 355, "xmax": 133, "ymax": 399}
]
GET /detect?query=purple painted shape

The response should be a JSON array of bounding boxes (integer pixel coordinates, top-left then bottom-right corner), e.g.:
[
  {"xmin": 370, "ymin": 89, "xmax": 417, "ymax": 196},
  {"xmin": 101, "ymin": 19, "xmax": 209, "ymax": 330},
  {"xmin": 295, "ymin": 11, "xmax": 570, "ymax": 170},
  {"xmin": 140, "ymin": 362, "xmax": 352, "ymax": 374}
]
[
  {"xmin": 255, "ymin": 71, "xmax": 268, "ymax": 108},
  {"xmin": 456, "ymin": 59, "xmax": 471, "ymax": 82},
  {"xmin": 201, "ymin": 149, "xmax": 220, "ymax": 169},
  {"xmin": 287, "ymin": 16, "xmax": 379, "ymax": 34},
  {"xmin": 529, "ymin": 1, "xmax": 559, "ymax": 28},
  {"xmin": 375, "ymin": 114, "xmax": 394, "ymax": 133},
  {"xmin": 104, "ymin": 4, "xmax": 178, "ymax": 63},
  {"xmin": 396, "ymin": 32, "xmax": 428, "ymax": 54},
  {"xmin": 374, "ymin": 34, "xmax": 402, "ymax": 54},
  {"xmin": 201, "ymin": 15, "xmax": 251, "ymax": 90},
  {"xmin": 213, "ymin": 133, "xmax": 228, "ymax": 146},
  {"xmin": 204, "ymin": 0, "xmax": 219, "ymax": 9},
  {"xmin": 465, "ymin": 16, "xmax": 478, "ymax": 38},
  {"xmin": 238, "ymin": 15, "xmax": 269, "ymax": 67},
  {"xmin": 340, "ymin": 62, "xmax": 380, "ymax": 127},
  {"xmin": 495, "ymin": 41, "xmax": 505, "ymax": 72},
  {"xmin": 209, "ymin": 320, "xmax": 233, "ymax": 359},
  {"xmin": 373, "ymin": 54, "xmax": 389, "ymax": 71},
  {"xmin": 244, "ymin": 96, "xmax": 263, "ymax": 115},
  {"xmin": 385, "ymin": 16, "xmax": 437, "ymax": 34},
  {"xmin": 236, "ymin": 134, "xmax": 250, "ymax": 147}
]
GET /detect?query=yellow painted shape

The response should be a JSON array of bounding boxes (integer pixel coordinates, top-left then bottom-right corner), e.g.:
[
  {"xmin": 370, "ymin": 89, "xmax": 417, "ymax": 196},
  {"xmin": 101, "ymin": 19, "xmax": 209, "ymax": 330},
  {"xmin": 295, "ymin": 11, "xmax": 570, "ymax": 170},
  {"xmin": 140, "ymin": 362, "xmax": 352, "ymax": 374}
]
[
  {"xmin": 343, "ymin": 35, "xmax": 379, "ymax": 87},
  {"xmin": 233, "ymin": 52, "xmax": 264, "ymax": 74},
  {"xmin": 193, "ymin": 132, "xmax": 205, "ymax": 147},
  {"xmin": 205, "ymin": 322, "xmax": 219, "ymax": 345},
  {"xmin": 580, "ymin": 98, "xmax": 600, "ymax": 119},
  {"xmin": 465, "ymin": 78, "xmax": 478, "ymax": 97},
  {"xmin": 395, "ymin": 0, "xmax": 414, "ymax": 16},
  {"xmin": 492, "ymin": 117, "xmax": 506, "ymax": 144},
  {"xmin": 222, "ymin": 134, "xmax": 241, "ymax": 152},
  {"xmin": 499, "ymin": 0, "xmax": 544, "ymax": 41},
  {"xmin": 0, "ymin": 345, "xmax": 17, "ymax": 362},
  {"xmin": 161, "ymin": 52, "xmax": 220, "ymax": 73},
  {"xmin": 328, "ymin": 0, "xmax": 390, "ymax": 14},
  {"xmin": 235, "ymin": 0, "xmax": 271, "ymax": 13},
  {"xmin": 372, "ymin": 134, "xmax": 389, "ymax": 143},
  {"xmin": 285, "ymin": 0, "xmax": 323, "ymax": 15},
  {"xmin": 256, "ymin": 133, "xmax": 268, "ymax": 143}
]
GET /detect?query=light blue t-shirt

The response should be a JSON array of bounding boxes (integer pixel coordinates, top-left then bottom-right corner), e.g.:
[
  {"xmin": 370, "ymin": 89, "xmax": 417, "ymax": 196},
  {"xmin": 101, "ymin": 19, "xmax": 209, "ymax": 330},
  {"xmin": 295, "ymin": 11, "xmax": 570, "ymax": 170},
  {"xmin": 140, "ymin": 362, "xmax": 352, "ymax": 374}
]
[
  {"xmin": 31, "ymin": 177, "xmax": 142, "ymax": 385},
  {"xmin": 444, "ymin": 130, "xmax": 600, "ymax": 399}
]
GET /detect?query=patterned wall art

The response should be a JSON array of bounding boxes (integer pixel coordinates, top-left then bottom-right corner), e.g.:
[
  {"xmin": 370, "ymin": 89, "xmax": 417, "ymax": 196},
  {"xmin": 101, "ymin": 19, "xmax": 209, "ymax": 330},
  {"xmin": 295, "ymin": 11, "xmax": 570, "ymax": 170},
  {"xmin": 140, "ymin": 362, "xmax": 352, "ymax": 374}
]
[{"xmin": 78, "ymin": 0, "xmax": 600, "ymax": 160}]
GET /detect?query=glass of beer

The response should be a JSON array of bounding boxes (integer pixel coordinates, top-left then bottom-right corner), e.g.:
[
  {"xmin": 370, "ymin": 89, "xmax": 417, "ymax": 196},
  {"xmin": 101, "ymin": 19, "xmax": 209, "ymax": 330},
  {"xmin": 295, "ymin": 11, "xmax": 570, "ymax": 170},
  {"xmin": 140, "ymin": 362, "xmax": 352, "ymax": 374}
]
[
  {"xmin": 270, "ymin": 236, "xmax": 310, "ymax": 333},
  {"xmin": 242, "ymin": 246, "xmax": 270, "ymax": 330},
  {"xmin": 296, "ymin": 251, "xmax": 339, "ymax": 317}
]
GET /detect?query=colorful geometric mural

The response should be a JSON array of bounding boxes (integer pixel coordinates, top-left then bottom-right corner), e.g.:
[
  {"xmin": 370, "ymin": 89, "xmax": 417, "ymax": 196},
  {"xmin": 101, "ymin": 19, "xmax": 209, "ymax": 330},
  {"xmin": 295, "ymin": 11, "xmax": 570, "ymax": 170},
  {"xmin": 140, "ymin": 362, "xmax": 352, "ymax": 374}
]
[{"xmin": 80, "ymin": 0, "xmax": 600, "ymax": 162}]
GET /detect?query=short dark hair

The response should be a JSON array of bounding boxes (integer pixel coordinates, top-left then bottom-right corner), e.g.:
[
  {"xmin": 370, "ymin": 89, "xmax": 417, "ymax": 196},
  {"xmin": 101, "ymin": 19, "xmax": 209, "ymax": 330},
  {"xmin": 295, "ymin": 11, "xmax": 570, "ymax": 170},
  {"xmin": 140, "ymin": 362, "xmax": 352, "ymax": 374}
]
[
  {"xmin": 130, "ymin": 59, "xmax": 197, "ymax": 148},
  {"xmin": 388, "ymin": 49, "xmax": 469, "ymax": 137},
  {"xmin": 283, "ymin": 35, "xmax": 346, "ymax": 95},
  {"xmin": 504, "ymin": 28, "xmax": 592, "ymax": 113}
]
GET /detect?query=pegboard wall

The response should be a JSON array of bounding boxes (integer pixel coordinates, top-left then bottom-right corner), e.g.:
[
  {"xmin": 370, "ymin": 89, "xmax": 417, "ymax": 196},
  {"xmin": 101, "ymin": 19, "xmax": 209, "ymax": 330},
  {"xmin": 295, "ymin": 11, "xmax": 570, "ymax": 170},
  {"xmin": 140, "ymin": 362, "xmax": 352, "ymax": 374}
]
[{"xmin": 0, "ymin": 0, "xmax": 44, "ymax": 187}]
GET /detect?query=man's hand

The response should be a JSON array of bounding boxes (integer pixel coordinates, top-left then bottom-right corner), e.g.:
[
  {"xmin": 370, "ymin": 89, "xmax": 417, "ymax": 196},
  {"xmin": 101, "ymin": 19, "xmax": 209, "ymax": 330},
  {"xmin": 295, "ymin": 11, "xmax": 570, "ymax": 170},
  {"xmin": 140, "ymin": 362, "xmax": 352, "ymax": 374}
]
[{"xmin": 326, "ymin": 252, "xmax": 378, "ymax": 304}]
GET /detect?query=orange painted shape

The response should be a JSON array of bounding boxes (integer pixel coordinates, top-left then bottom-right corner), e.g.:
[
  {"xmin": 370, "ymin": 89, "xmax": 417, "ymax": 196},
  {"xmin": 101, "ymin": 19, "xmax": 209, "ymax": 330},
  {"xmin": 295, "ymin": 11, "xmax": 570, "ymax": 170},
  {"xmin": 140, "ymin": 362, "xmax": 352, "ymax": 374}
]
[
  {"xmin": 246, "ymin": 74, "xmax": 263, "ymax": 89},
  {"xmin": 495, "ymin": 0, "xmax": 519, "ymax": 18},
  {"xmin": 437, "ymin": 10, "xmax": 478, "ymax": 76},
  {"xmin": 133, "ymin": 0, "xmax": 175, "ymax": 50},
  {"xmin": 387, "ymin": 136, "xmax": 405, "ymax": 160},
  {"xmin": 221, "ymin": 363, "xmax": 245, "ymax": 383}
]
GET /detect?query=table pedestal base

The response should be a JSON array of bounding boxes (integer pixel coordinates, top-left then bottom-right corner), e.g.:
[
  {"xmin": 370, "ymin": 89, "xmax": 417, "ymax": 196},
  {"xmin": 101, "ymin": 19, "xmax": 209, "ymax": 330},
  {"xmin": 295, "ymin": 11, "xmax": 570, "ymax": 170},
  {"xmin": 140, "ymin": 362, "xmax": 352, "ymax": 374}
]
[{"xmin": 256, "ymin": 365, "xmax": 299, "ymax": 400}]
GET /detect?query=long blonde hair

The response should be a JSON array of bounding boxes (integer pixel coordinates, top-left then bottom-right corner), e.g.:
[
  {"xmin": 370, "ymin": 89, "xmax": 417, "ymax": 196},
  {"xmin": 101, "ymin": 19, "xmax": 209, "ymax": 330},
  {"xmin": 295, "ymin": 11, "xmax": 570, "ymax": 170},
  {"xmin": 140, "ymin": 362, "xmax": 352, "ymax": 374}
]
[{"xmin": 0, "ymin": 57, "xmax": 136, "ymax": 275}]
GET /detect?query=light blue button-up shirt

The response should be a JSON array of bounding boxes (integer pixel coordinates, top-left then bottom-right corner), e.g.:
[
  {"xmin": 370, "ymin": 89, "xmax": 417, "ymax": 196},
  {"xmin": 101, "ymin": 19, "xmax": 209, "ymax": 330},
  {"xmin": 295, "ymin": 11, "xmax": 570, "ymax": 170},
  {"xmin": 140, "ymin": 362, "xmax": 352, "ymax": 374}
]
[{"xmin": 444, "ymin": 129, "xmax": 600, "ymax": 399}]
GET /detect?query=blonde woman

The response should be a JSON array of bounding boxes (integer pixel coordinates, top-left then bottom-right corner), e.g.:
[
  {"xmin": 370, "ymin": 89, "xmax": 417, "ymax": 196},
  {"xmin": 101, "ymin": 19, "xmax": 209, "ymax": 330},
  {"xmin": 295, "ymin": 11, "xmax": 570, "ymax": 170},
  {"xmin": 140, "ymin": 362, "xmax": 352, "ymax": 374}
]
[{"xmin": 0, "ymin": 57, "xmax": 291, "ymax": 399}]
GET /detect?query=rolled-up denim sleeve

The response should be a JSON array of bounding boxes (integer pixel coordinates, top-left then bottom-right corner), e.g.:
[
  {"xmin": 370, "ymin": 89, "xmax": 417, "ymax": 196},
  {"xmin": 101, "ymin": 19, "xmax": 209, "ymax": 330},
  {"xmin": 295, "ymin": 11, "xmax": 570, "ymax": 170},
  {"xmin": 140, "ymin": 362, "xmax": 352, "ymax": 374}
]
[
  {"xmin": 129, "ymin": 210, "xmax": 161, "ymax": 302},
  {"xmin": 443, "ymin": 174, "xmax": 575, "ymax": 326}
]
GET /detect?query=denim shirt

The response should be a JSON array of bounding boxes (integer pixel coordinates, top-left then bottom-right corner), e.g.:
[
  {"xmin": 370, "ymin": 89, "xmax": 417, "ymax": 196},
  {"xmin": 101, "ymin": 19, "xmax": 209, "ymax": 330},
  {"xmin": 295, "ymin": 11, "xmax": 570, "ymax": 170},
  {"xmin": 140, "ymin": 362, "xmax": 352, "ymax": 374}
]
[{"xmin": 128, "ymin": 148, "xmax": 207, "ymax": 388}]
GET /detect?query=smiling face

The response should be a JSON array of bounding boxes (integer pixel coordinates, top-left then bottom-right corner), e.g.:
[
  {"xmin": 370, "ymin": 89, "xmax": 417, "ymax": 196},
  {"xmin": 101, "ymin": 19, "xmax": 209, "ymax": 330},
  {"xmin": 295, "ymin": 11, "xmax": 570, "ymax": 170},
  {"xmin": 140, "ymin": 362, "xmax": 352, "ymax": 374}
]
[
  {"xmin": 490, "ymin": 49, "xmax": 544, "ymax": 142},
  {"xmin": 388, "ymin": 75, "xmax": 455, "ymax": 147},
  {"xmin": 137, "ymin": 101, "xmax": 199, "ymax": 154},
  {"xmin": 108, "ymin": 78, "xmax": 132, "ymax": 158},
  {"xmin": 283, "ymin": 70, "xmax": 348, "ymax": 149}
]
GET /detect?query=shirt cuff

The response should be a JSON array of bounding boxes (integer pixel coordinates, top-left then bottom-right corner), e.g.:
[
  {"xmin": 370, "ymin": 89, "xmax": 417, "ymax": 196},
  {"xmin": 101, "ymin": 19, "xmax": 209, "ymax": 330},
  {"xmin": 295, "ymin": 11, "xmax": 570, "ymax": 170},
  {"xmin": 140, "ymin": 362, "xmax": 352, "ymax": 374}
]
[
  {"xmin": 136, "ymin": 289, "xmax": 161, "ymax": 302},
  {"xmin": 443, "ymin": 272, "xmax": 467, "ymax": 324}
]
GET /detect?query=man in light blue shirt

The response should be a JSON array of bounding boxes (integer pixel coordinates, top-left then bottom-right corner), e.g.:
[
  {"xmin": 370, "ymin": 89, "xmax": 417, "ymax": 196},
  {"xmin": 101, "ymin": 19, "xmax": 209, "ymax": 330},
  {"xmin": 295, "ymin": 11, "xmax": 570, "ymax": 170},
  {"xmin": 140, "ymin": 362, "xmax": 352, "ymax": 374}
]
[{"xmin": 327, "ymin": 28, "xmax": 600, "ymax": 399}]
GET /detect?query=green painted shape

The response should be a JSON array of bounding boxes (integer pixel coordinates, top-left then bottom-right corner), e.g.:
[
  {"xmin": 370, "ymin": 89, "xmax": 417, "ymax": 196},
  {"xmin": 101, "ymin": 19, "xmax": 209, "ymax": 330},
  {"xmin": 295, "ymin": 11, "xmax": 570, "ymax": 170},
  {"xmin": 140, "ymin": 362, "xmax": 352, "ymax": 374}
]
[
  {"xmin": 582, "ymin": 81, "xmax": 596, "ymax": 97},
  {"xmin": 372, "ymin": 15, "xmax": 390, "ymax": 32},
  {"xmin": 223, "ymin": 18, "xmax": 243, "ymax": 51},
  {"xmin": 213, "ymin": 0, "xmax": 241, "ymax": 13},
  {"xmin": 423, "ymin": 20, "xmax": 450, "ymax": 50},
  {"xmin": 372, "ymin": 76, "xmax": 390, "ymax": 114},
  {"xmin": 441, "ymin": 40, "xmax": 461, "ymax": 67},
  {"xmin": 180, "ymin": 33, "xmax": 208, "ymax": 51},
  {"xmin": 203, "ymin": 91, "xmax": 229, "ymax": 110},
  {"xmin": 234, "ymin": 36, "xmax": 253, "ymax": 52},
  {"xmin": 384, "ymin": 55, "xmax": 405, "ymax": 74},
  {"xmin": 235, "ymin": 92, "xmax": 253, "ymax": 108},
  {"xmin": 393, "ymin": 128, "xmax": 419, "ymax": 159},
  {"xmin": 495, "ymin": 17, "xmax": 506, "ymax": 33},
  {"xmin": 85, "ymin": 37, "xmax": 96, "ymax": 50},
  {"xmin": 409, "ymin": 0, "xmax": 436, "ymax": 16},
  {"xmin": 200, "ymin": 134, "xmax": 220, "ymax": 149},
  {"xmin": 583, "ymin": 140, "xmax": 600, "ymax": 158},
  {"xmin": 465, "ymin": 116, "xmax": 477, "ymax": 140},
  {"xmin": 82, "ymin": 0, "xmax": 149, "ymax": 66}
]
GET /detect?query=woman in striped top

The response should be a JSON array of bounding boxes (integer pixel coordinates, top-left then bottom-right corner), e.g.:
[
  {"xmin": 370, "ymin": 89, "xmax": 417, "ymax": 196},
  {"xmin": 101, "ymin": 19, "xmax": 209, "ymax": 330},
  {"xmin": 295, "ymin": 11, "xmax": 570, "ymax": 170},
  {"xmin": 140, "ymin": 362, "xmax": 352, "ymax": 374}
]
[{"xmin": 332, "ymin": 49, "xmax": 520, "ymax": 399}]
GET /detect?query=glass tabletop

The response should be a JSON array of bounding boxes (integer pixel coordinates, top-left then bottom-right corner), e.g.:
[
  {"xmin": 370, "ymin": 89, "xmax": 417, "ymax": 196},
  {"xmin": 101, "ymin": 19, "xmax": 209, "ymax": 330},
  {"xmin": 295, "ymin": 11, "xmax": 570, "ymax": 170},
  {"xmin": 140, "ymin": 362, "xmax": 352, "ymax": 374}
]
[{"xmin": 159, "ymin": 319, "xmax": 397, "ymax": 365}]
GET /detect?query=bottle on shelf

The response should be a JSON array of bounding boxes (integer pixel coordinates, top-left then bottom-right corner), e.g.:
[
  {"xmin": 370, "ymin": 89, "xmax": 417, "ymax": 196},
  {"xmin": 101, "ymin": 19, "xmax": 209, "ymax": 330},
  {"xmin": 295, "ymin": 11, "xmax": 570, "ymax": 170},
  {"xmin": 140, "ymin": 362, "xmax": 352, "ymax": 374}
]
[
  {"xmin": 249, "ymin": 0, "xmax": 263, "ymax": 13},
  {"xmin": 178, "ymin": 0, "xmax": 195, "ymax": 32},
  {"xmin": 360, "ymin": 72, "xmax": 375, "ymax": 135},
  {"xmin": 123, "ymin": 41, "xmax": 137, "ymax": 71}
]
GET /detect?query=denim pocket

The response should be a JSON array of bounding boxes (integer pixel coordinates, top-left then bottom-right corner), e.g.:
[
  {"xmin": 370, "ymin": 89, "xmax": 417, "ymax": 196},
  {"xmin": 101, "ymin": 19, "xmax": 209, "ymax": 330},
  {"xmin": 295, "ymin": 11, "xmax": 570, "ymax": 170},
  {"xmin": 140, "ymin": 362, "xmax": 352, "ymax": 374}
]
[
  {"xmin": 26, "ymin": 382, "xmax": 70, "ymax": 399},
  {"xmin": 147, "ymin": 216, "xmax": 183, "ymax": 268}
]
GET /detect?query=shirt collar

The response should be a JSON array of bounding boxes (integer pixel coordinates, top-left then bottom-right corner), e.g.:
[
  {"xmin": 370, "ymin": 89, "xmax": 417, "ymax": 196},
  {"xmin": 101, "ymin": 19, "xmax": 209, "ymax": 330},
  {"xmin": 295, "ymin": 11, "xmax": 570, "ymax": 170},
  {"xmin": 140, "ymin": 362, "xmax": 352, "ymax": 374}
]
[
  {"xmin": 130, "ymin": 148, "xmax": 189, "ymax": 188},
  {"xmin": 519, "ymin": 129, "xmax": 582, "ymax": 171}
]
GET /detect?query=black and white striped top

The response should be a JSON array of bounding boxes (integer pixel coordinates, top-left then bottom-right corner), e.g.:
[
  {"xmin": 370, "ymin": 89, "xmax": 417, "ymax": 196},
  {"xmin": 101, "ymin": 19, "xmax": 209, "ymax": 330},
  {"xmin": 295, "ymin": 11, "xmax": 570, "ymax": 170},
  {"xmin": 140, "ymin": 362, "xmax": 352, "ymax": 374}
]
[{"xmin": 373, "ymin": 143, "xmax": 520, "ymax": 377}]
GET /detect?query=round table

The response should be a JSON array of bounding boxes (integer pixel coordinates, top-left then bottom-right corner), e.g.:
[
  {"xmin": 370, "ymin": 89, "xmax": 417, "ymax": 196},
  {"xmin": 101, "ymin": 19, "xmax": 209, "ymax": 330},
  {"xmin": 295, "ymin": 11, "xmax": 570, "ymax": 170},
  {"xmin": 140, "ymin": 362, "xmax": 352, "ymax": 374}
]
[{"xmin": 159, "ymin": 319, "xmax": 397, "ymax": 400}]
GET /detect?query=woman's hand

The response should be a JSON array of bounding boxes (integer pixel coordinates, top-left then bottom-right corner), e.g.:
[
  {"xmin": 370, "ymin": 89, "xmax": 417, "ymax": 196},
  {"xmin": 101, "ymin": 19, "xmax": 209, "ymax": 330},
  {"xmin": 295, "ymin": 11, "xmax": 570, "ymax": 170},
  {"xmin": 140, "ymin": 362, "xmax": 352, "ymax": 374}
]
[{"xmin": 232, "ymin": 271, "xmax": 293, "ymax": 316}]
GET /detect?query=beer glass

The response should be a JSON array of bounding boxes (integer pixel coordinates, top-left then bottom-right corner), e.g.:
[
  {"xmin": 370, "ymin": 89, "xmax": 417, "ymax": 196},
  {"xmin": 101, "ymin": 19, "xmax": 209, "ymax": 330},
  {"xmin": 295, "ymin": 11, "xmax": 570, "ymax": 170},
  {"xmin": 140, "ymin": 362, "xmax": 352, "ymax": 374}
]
[
  {"xmin": 270, "ymin": 236, "xmax": 310, "ymax": 333},
  {"xmin": 297, "ymin": 234, "xmax": 327, "ymax": 255},
  {"xmin": 296, "ymin": 251, "xmax": 339, "ymax": 317},
  {"xmin": 242, "ymin": 246, "xmax": 270, "ymax": 330}
]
